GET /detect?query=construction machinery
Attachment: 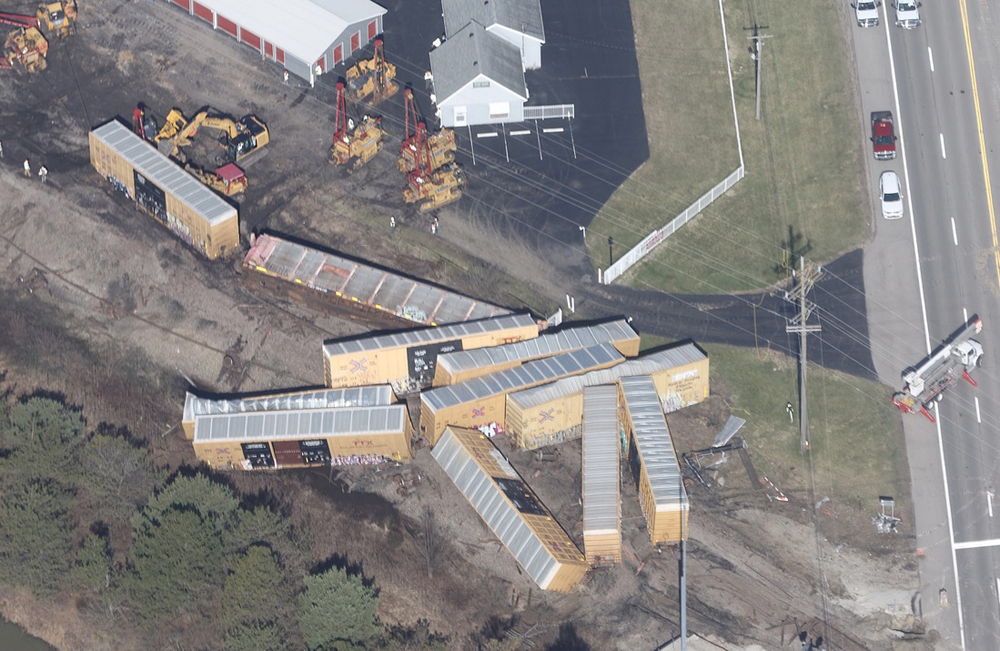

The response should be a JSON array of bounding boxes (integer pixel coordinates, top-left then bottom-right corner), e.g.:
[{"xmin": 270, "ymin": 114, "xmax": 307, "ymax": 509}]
[
  {"xmin": 403, "ymin": 163, "xmax": 465, "ymax": 212},
  {"xmin": 36, "ymin": 0, "xmax": 76, "ymax": 38},
  {"xmin": 397, "ymin": 88, "xmax": 456, "ymax": 173},
  {"xmin": 891, "ymin": 315, "xmax": 984, "ymax": 422},
  {"xmin": 185, "ymin": 162, "xmax": 248, "ymax": 197},
  {"xmin": 330, "ymin": 81, "xmax": 384, "ymax": 169},
  {"xmin": 154, "ymin": 107, "xmax": 270, "ymax": 164},
  {"xmin": 132, "ymin": 104, "xmax": 159, "ymax": 141},
  {"xmin": 1, "ymin": 12, "xmax": 47, "ymax": 73},
  {"xmin": 345, "ymin": 38, "xmax": 397, "ymax": 105}
]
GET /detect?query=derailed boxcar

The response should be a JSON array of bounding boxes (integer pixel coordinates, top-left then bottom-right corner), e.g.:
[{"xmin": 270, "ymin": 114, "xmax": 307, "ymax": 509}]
[{"xmin": 89, "ymin": 119, "xmax": 239, "ymax": 259}]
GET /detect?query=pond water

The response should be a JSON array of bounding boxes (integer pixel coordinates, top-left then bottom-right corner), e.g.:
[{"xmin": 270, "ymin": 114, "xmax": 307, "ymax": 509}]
[{"xmin": 0, "ymin": 619, "xmax": 56, "ymax": 651}]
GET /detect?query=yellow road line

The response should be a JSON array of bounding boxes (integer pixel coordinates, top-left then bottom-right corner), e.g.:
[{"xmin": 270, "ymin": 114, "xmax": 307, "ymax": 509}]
[{"xmin": 959, "ymin": 0, "xmax": 1000, "ymax": 288}]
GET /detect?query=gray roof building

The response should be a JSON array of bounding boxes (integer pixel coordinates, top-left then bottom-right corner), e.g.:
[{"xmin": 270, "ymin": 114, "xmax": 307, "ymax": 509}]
[
  {"xmin": 441, "ymin": 0, "xmax": 545, "ymax": 43},
  {"xmin": 430, "ymin": 21, "xmax": 527, "ymax": 104}
]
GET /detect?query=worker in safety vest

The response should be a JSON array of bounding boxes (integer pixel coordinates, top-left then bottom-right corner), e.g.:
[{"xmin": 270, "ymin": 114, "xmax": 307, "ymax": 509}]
[{"xmin": 23, "ymin": 158, "xmax": 30, "ymax": 177}]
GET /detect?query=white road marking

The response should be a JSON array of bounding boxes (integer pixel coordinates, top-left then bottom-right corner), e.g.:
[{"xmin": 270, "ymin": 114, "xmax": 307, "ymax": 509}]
[
  {"xmin": 976, "ymin": 396, "xmax": 982, "ymax": 423},
  {"xmin": 929, "ymin": 47, "xmax": 935, "ymax": 72},
  {"xmin": 509, "ymin": 130, "xmax": 531, "ymax": 136},
  {"xmin": 883, "ymin": 5, "xmax": 966, "ymax": 645},
  {"xmin": 542, "ymin": 127, "xmax": 564, "ymax": 133},
  {"xmin": 955, "ymin": 538, "xmax": 1000, "ymax": 550},
  {"xmin": 964, "ymin": 307, "xmax": 969, "ymax": 323},
  {"xmin": 988, "ymin": 490, "xmax": 994, "ymax": 517},
  {"xmin": 476, "ymin": 132, "xmax": 499, "ymax": 139},
  {"xmin": 941, "ymin": 133, "xmax": 947, "ymax": 159},
  {"xmin": 952, "ymin": 217, "xmax": 959, "ymax": 245}
]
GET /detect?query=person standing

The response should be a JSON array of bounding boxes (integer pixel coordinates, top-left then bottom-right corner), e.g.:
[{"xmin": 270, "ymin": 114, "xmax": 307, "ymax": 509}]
[
  {"xmin": 0, "ymin": 139, "xmax": 4, "ymax": 159},
  {"xmin": 390, "ymin": 215, "xmax": 396, "ymax": 235},
  {"xmin": 283, "ymin": 69, "xmax": 289, "ymax": 85},
  {"xmin": 23, "ymin": 158, "xmax": 30, "ymax": 177},
  {"xmin": 38, "ymin": 165, "xmax": 48, "ymax": 184}
]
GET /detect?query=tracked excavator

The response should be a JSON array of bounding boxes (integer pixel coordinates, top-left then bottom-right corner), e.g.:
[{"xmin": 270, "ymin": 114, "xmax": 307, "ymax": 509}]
[
  {"xmin": 330, "ymin": 81, "xmax": 383, "ymax": 169},
  {"xmin": 135, "ymin": 104, "xmax": 255, "ymax": 198},
  {"xmin": 345, "ymin": 38, "xmax": 397, "ymax": 105},
  {"xmin": 154, "ymin": 107, "xmax": 269, "ymax": 164},
  {"xmin": 36, "ymin": 1, "xmax": 77, "ymax": 38},
  {"xmin": 1, "ymin": 12, "xmax": 47, "ymax": 73},
  {"xmin": 397, "ymin": 88, "xmax": 455, "ymax": 173}
]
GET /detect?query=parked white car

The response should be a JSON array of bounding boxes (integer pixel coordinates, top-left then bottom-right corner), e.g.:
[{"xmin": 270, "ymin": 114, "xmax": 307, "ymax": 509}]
[
  {"xmin": 855, "ymin": 0, "xmax": 879, "ymax": 27},
  {"xmin": 880, "ymin": 171, "xmax": 904, "ymax": 219},
  {"xmin": 895, "ymin": 0, "xmax": 921, "ymax": 28}
]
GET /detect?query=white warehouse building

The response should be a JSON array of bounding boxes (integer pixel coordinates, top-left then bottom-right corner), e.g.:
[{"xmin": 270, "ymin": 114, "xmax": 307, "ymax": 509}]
[
  {"xmin": 441, "ymin": 0, "xmax": 545, "ymax": 70},
  {"xmin": 161, "ymin": 0, "xmax": 387, "ymax": 87},
  {"xmin": 429, "ymin": 21, "xmax": 528, "ymax": 128}
]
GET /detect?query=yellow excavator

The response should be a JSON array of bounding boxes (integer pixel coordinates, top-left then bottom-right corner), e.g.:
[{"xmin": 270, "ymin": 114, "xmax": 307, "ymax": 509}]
[
  {"xmin": 2, "ymin": 25, "xmax": 47, "ymax": 72},
  {"xmin": 155, "ymin": 107, "xmax": 270, "ymax": 164},
  {"xmin": 330, "ymin": 81, "xmax": 383, "ymax": 169},
  {"xmin": 345, "ymin": 38, "xmax": 397, "ymax": 105},
  {"xmin": 36, "ymin": 0, "xmax": 76, "ymax": 38}
]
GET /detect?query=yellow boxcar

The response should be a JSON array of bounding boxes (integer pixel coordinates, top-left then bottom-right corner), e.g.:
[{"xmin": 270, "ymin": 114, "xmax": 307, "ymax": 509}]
[
  {"xmin": 322, "ymin": 313, "xmax": 539, "ymax": 391},
  {"xmin": 433, "ymin": 318, "xmax": 639, "ymax": 386},
  {"xmin": 619, "ymin": 375, "xmax": 688, "ymax": 546},
  {"xmin": 419, "ymin": 343, "xmax": 624, "ymax": 445},
  {"xmin": 182, "ymin": 385, "xmax": 394, "ymax": 439},
  {"xmin": 506, "ymin": 342, "xmax": 710, "ymax": 450},
  {"xmin": 431, "ymin": 426, "xmax": 589, "ymax": 592},
  {"xmin": 582, "ymin": 385, "xmax": 622, "ymax": 565},
  {"xmin": 89, "ymin": 120, "xmax": 239, "ymax": 260},
  {"xmin": 192, "ymin": 404, "xmax": 412, "ymax": 470}
]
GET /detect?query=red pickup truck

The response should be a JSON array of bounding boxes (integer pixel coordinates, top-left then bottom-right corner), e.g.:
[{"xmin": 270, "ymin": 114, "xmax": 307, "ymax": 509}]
[{"xmin": 871, "ymin": 111, "xmax": 897, "ymax": 160}]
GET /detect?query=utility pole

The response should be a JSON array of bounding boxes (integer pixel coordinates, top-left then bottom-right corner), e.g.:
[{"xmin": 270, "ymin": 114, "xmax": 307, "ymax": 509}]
[
  {"xmin": 784, "ymin": 256, "xmax": 823, "ymax": 453},
  {"xmin": 745, "ymin": 24, "xmax": 772, "ymax": 121}
]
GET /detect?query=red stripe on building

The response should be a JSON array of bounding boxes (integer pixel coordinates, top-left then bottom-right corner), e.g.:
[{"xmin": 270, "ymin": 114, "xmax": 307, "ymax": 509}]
[
  {"xmin": 264, "ymin": 41, "xmax": 273, "ymax": 58},
  {"xmin": 350, "ymin": 31, "xmax": 359, "ymax": 52},
  {"xmin": 192, "ymin": 1, "xmax": 213, "ymax": 23},
  {"xmin": 315, "ymin": 55, "xmax": 326, "ymax": 73},
  {"xmin": 367, "ymin": 20, "xmax": 376, "ymax": 40},
  {"xmin": 333, "ymin": 44, "xmax": 343, "ymax": 64},
  {"xmin": 171, "ymin": 0, "xmax": 190, "ymax": 10},
  {"xmin": 241, "ymin": 27, "xmax": 261, "ymax": 49},
  {"xmin": 216, "ymin": 14, "xmax": 238, "ymax": 38},
  {"xmin": 275, "ymin": 47, "xmax": 285, "ymax": 64}
]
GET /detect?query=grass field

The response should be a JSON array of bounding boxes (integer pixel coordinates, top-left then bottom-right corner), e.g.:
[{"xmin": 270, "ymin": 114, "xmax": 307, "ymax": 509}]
[
  {"xmin": 589, "ymin": 0, "xmax": 868, "ymax": 294},
  {"xmin": 584, "ymin": 0, "xmax": 737, "ymax": 276}
]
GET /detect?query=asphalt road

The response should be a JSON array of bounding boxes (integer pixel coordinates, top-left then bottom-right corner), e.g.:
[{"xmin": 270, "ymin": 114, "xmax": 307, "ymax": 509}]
[{"xmin": 851, "ymin": 1, "xmax": 1000, "ymax": 648}]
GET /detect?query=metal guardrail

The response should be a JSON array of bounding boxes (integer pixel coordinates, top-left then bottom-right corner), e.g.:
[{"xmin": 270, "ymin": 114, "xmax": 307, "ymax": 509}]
[
  {"xmin": 523, "ymin": 104, "xmax": 575, "ymax": 120},
  {"xmin": 602, "ymin": 165, "xmax": 744, "ymax": 284}
]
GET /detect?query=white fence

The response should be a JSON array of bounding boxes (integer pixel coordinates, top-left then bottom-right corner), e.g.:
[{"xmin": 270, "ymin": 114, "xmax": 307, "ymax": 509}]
[
  {"xmin": 523, "ymin": 104, "xmax": 575, "ymax": 120},
  {"xmin": 602, "ymin": 165, "xmax": 744, "ymax": 284},
  {"xmin": 601, "ymin": 0, "xmax": 744, "ymax": 285}
]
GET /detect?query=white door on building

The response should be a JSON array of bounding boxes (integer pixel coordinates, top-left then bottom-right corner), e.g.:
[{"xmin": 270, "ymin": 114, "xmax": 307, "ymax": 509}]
[
  {"xmin": 489, "ymin": 101, "xmax": 510, "ymax": 120},
  {"xmin": 454, "ymin": 106, "xmax": 467, "ymax": 127}
]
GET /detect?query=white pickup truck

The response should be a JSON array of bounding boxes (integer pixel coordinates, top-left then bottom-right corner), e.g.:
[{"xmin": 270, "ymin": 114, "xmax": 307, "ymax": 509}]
[
  {"xmin": 895, "ymin": 0, "xmax": 921, "ymax": 28},
  {"xmin": 855, "ymin": 0, "xmax": 879, "ymax": 27}
]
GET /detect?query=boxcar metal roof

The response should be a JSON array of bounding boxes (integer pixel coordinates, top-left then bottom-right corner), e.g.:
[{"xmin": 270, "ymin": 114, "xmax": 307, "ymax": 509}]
[
  {"xmin": 91, "ymin": 120, "xmax": 236, "ymax": 226},
  {"xmin": 619, "ymin": 375, "xmax": 686, "ymax": 511},
  {"xmin": 582, "ymin": 385, "xmax": 620, "ymax": 533},
  {"xmin": 442, "ymin": 0, "xmax": 545, "ymax": 41},
  {"xmin": 323, "ymin": 312, "xmax": 535, "ymax": 357},
  {"xmin": 437, "ymin": 319, "xmax": 637, "ymax": 375},
  {"xmin": 510, "ymin": 343, "xmax": 705, "ymax": 409},
  {"xmin": 431, "ymin": 427, "xmax": 582, "ymax": 590},
  {"xmin": 246, "ymin": 234, "xmax": 511, "ymax": 328},
  {"xmin": 193, "ymin": 404, "xmax": 406, "ymax": 442},
  {"xmin": 183, "ymin": 386, "xmax": 392, "ymax": 422},
  {"xmin": 191, "ymin": 0, "xmax": 387, "ymax": 64},
  {"xmin": 429, "ymin": 21, "xmax": 527, "ymax": 104},
  {"xmin": 422, "ymin": 343, "xmax": 623, "ymax": 413}
]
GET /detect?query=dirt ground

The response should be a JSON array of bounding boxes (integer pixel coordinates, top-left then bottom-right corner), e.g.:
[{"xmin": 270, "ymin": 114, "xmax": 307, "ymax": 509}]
[{"xmin": 0, "ymin": 1, "xmax": 931, "ymax": 649}]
